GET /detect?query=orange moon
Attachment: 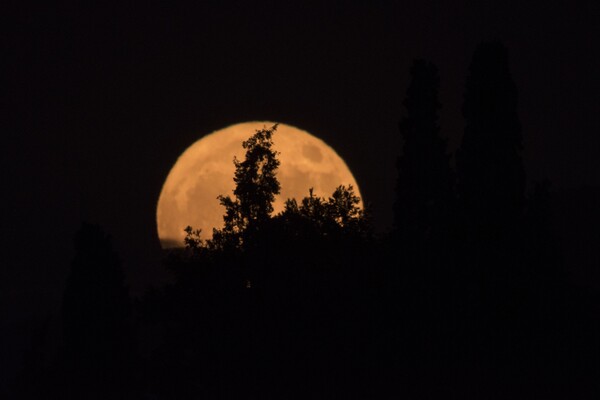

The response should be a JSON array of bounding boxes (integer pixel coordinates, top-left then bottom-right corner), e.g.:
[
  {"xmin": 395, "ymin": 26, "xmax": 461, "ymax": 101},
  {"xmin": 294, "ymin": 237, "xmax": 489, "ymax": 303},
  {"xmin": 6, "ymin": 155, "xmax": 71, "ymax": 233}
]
[{"xmin": 156, "ymin": 121, "xmax": 362, "ymax": 248}]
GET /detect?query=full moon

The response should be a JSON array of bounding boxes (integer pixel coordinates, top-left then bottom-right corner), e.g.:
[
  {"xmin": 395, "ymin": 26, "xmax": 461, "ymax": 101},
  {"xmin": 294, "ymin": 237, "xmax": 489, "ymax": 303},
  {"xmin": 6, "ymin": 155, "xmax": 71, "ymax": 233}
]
[{"xmin": 156, "ymin": 121, "xmax": 362, "ymax": 248}]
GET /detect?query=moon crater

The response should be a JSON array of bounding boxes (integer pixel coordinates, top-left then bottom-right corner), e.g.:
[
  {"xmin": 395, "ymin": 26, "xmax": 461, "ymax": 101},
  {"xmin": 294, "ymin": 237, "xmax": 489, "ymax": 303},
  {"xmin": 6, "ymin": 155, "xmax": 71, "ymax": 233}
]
[{"xmin": 302, "ymin": 144, "xmax": 323, "ymax": 163}]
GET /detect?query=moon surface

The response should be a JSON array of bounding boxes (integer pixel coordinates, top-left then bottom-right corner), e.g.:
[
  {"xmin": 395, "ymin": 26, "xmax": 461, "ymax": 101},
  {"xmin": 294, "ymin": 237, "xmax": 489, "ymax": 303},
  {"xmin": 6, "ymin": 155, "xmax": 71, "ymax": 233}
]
[{"xmin": 156, "ymin": 121, "xmax": 362, "ymax": 248}]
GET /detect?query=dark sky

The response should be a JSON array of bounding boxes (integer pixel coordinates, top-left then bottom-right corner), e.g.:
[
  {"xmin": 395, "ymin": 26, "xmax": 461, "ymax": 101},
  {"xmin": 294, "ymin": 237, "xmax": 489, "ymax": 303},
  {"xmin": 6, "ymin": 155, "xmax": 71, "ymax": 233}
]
[{"xmin": 1, "ymin": 0, "xmax": 599, "ymax": 387}]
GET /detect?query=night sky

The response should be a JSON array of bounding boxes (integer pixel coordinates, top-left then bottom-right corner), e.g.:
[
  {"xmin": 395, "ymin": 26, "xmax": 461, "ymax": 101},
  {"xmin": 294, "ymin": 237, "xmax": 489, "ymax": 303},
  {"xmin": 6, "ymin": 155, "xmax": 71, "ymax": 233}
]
[{"xmin": 2, "ymin": 0, "xmax": 599, "ymax": 389}]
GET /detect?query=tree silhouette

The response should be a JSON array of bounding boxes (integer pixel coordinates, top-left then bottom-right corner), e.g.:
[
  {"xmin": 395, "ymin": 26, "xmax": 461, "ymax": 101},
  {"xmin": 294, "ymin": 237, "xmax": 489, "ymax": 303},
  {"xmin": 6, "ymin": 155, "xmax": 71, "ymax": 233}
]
[
  {"xmin": 454, "ymin": 41, "xmax": 529, "ymax": 299},
  {"xmin": 154, "ymin": 124, "xmax": 375, "ymax": 398},
  {"xmin": 384, "ymin": 60, "xmax": 459, "ymax": 392},
  {"xmin": 450, "ymin": 41, "xmax": 571, "ymax": 398},
  {"xmin": 58, "ymin": 222, "xmax": 135, "ymax": 398},
  {"xmin": 393, "ymin": 59, "xmax": 453, "ymax": 243},
  {"xmin": 457, "ymin": 40, "xmax": 525, "ymax": 234},
  {"xmin": 213, "ymin": 123, "xmax": 281, "ymax": 249},
  {"xmin": 280, "ymin": 185, "xmax": 368, "ymax": 240}
]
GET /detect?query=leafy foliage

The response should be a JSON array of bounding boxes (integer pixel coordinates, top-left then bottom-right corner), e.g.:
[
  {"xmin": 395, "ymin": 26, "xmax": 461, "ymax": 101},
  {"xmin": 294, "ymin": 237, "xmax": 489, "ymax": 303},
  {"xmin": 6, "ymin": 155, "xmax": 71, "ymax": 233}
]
[
  {"xmin": 280, "ymin": 185, "xmax": 368, "ymax": 239},
  {"xmin": 215, "ymin": 123, "xmax": 281, "ymax": 247},
  {"xmin": 183, "ymin": 123, "xmax": 369, "ymax": 254}
]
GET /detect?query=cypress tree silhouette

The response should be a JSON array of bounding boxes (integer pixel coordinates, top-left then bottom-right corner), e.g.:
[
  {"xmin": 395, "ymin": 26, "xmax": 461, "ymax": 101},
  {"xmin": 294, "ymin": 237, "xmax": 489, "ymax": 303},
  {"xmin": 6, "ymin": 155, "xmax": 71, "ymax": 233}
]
[
  {"xmin": 453, "ymin": 41, "xmax": 535, "ymax": 398},
  {"xmin": 454, "ymin": 41, "xmax": 529, "ymax": 299},
  {"xmin": 457, "ymin": 40, "xmax": 525, "ymax": 236},
  {"xmin": 388, "ymin": 59, "xmax": 458, "ymax": 398},
  {"xmin": 393, "ymin": 59, "xmax": 453, "ymax": 243}
]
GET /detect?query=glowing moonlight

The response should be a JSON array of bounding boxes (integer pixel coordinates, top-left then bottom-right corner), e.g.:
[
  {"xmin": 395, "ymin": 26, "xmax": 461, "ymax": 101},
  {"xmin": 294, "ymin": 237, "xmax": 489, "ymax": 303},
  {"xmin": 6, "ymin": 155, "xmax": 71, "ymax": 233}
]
[{"xmin": 156, "ymin": 121, "xmax": 362, "ymax": 248}]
